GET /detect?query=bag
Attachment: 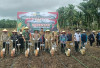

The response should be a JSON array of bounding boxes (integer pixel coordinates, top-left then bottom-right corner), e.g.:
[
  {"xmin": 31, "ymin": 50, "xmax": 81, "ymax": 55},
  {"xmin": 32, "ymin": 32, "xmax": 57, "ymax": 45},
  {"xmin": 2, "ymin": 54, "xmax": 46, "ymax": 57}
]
[{"xmin": 81, "ymin": 34, "xmax": 86, "ymax": 42}]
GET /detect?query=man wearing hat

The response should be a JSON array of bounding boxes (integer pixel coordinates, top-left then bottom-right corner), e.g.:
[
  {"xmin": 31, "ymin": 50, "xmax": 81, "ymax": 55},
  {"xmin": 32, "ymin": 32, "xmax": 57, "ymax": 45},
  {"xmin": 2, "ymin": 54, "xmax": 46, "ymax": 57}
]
[
  {"xmin": 11, "ymin": 30, "xmax": 19, "ymax": 51},
  {"xmin": 22, "ymin": 27, "xmax": 31, "ymax": 50},
  {"xmin": 1, "ymin": 29, "xmax": 10, "ymax": 54},
  {"xmin": 45, "ymin": 29, "xmax": 51, "ymax": 52},
  {"xmin": 74, "ymin": 29, "xmax": 81, "ymax": 52},
  {"xmin": 32, "ymin": 30, "xmax": 40, "ymax": 49},
  {"xmin": 60, "ymin": 31, "xmax": 67, "ymax": 53},
  {"xmin": 96, "ymin": 30, "xmax": 100, "ymax": 47},
  {"xmin": 81, "ymin": 30, "xmax": 87, "ymax": 49},
  {"xmin": 88, "ymin": 30, "xmax": 96, "ymax": 46}
]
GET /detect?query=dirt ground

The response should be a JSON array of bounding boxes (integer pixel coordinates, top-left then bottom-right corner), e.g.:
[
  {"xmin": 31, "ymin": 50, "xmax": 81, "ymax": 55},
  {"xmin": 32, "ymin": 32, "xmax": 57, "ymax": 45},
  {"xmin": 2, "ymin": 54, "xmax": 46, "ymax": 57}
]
[{"xmin": 0, "ymin": 29, "xmax": 100, "ymax": 68}]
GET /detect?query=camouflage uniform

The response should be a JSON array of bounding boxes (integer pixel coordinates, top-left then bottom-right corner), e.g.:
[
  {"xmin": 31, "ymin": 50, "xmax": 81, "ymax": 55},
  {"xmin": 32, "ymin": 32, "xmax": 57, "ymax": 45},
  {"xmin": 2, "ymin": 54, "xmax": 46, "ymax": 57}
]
[{"xmin": 22, "ymin": 31, "xmax": 31, "ymax": 49}]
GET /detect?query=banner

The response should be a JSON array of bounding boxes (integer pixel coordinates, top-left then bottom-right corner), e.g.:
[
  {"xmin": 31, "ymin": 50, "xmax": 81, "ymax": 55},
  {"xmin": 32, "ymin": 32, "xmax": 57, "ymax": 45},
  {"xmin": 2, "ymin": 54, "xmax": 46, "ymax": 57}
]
[
  {"xmin": 17, "ymin": 12, "xmax": 58, "ymax": 33},
  {"xmin": 17, "ymin": 12, "xmax": 58, "ymax": 19},
  {"xmin": 25, "ymin": 19, "xmax": 57, "ymax": 33}
]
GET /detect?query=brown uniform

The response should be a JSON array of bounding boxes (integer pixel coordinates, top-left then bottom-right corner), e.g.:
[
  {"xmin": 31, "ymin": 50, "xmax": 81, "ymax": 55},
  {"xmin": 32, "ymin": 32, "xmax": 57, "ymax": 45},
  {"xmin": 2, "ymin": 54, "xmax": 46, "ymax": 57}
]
[{"xmin": 45, "ymin": 33, "xmax": 51, "ymax": 49}]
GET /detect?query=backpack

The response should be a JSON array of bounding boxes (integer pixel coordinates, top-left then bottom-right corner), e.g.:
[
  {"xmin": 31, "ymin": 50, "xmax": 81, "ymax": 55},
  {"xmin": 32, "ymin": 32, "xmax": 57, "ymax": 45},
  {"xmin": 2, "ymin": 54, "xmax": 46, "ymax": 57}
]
[{"xmin": 81, "ymin": 34, "xmax": 86, "ymax": 42}]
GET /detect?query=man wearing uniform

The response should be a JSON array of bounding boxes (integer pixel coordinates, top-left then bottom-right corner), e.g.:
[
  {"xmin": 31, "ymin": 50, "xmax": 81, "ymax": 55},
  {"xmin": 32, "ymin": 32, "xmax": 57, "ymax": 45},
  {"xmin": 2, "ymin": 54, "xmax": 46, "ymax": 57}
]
[
  {"xmin": 22, "ymin": 27, "xmax": 31, "ymax": 50},
  {"xmin": 1, "ymin": 29, "xmax": 10, "ymax": 54},
  {"xmin": 45, "ymin": 30, "xmax": 51, "ymax": 52},
  {"xmin": 51, "ymin": 31, "xmax": 56, "ymax": 45}
]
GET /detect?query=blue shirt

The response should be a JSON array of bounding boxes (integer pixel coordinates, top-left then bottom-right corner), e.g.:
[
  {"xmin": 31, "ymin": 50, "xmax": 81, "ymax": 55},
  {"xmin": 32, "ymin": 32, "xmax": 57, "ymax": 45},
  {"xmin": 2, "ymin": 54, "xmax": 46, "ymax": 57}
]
[
  {"xmin": 81, "ymin": 33, "xmax": 87, "ymax": 42},
  {"xmin": 60, "ymin": 34, "xmax": 67, "ymax": 44}
]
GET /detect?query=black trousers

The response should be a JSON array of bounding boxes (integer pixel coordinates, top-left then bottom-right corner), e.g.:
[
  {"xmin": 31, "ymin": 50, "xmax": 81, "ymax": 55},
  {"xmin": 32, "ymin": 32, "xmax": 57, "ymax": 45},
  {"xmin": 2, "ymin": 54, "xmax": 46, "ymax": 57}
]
[
  {"xmin": 34, "ymin": 42, "xmax": 40, "ymax": 49},
  {"xmin": 97, "ymin": 40, "xmax": 100, "ymax": 46},
  {"xmin": 61, "ymin": 43, "xmax": 66, "ymax": 53},
  {"xmin": 3, "ymin": 42, "xmax": 9, "ymax": 53},
  {"xmin": 89, "ymin": 41, "xmax": 94, "ymax": 46},
  {"xmin": 75, "ymin": 41, "xmax": 80, "ymax": 52},
  {"xmin": 19, "ymin": 42, "xmax": 24, "ymax": 53}
]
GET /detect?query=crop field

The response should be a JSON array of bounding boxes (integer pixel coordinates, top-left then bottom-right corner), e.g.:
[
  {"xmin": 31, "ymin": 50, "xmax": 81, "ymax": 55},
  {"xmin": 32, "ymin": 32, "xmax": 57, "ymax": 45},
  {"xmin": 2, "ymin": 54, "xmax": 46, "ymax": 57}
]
[{"xmin": 0, "ymin": 29, "xmax": 100, "ymax": 68}]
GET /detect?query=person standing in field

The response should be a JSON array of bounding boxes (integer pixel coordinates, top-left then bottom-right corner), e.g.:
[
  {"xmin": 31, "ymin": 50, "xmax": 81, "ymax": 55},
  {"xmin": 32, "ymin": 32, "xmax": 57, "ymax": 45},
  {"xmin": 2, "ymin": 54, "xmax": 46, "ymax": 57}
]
[
  {"xmin": 60, "ymin": 31, "xmax": 67, "ymax": 53},
  {"xmin": 32, "ymin": 30, "xmax": 40, "ymax": 49},
  {"xmin": 81, "ymin": 30, "xmax": 87, "ymax": 49},
  {"xmin": 88, "ymin": 30, "xmax": 96, "ymax": 46},
  {"xmin": 74, "ymin": 29, "xmax": 81, "ymax": 52},
  {"xmin": 22, "ymin": 27, "xmax": 31, "ymax": 50},
  {"xmin": 1, "ymin": 29, "xmax": 10, "ymax": 54},
  {"xmin": 18, "ymin": 32, "xmax": 24, "ymax": 53},
  {"xmin": 66, "ymin": 30, "xmax": 72, "ymax": 49},
  {"xmin": 39, "ymin": 28, "xmax": 45, "ymax": 51},
  {"xmin": 96, "ymin": 30, "xmax": 100, "ymax": 47},
  {"xmin": 11, "ymin": 30, "xmax": 19, "ymax": 52},
  {"xmin": 45, "ymin": 30, "xmax": 51, "ymax": 52}
]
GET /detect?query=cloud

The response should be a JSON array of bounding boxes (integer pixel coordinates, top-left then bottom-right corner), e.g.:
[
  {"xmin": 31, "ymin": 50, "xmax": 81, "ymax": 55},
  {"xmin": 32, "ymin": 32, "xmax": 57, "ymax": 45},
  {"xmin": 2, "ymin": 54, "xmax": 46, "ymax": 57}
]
[{"xmin": 0, "ymin": 0, "xmax": 83, "ymax": 20}]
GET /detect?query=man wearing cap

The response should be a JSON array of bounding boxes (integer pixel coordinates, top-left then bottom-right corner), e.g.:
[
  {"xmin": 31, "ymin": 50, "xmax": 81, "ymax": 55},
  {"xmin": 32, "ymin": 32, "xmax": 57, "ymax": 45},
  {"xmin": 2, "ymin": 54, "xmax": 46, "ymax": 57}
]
[
  {"xmin": 11, "ymin": 30, "xmax": 19, "ymax": 51},
  {"xmin": 88, "ymin": 30, "xmax": 96, "ymax": 46},
  {"xmin": 74, "ymin": 29, "xmax": 81, "ymax": 52},
  {"xmin": 1, "ymin": 29, "xmax": 10, "ymax": 54},
  {"xmin": 18, "ymin": 32, "xmax": 24, "ymax": 53},
  {"xmin": 60, "ymin": 31, "xmax": 67, "ymax": 53},
  {"xmin": 81, "ymin": 30, "xmax": 87, "ymax": 49},
  {"xmin": 45, "ymin": 30, "xmax": 51, "ymax": 52},
  {"xmin": 33, "ymin": 30, "xmax": 40, "ymax": 49},
  {"xmin": 22, "ymin": 27, "xmax": 31, "ymax": 50},
  {"xmin": 96, "ymin": 30, "xmax": 100, "ymax": 47}
]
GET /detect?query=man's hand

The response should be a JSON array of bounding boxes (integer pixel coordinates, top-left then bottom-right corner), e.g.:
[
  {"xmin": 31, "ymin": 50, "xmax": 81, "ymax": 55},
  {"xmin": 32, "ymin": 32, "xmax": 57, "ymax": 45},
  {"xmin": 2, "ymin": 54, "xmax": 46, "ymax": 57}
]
[{"xmin": 24, "ymin": 39, "xmax": 26, "ymax": 42}]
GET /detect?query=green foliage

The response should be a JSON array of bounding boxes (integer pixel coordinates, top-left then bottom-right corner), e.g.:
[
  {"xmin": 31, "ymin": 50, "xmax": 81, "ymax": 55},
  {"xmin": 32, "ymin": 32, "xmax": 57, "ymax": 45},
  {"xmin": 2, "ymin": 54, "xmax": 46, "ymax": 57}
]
[
  {"xmin": 57, "ymin": 0, "xmax": 100, "ymax": 30},
  {"xmin": 0, "ymin": 19, "xmax": 16, "ymax": 28}
]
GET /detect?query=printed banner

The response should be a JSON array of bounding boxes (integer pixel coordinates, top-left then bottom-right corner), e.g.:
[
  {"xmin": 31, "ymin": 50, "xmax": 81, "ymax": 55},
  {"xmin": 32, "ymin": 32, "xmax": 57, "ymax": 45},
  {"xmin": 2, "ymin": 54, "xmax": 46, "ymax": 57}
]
[
  {"xmin": 17, "ymin": 12, "xmax": 58, "ymax": 19},
  {"xmin": 25, "ymin": 19, "xmax": 57, "ymax": 33},
  {"xmin": 17, "ymin": 12, "xmax": 58, "ymax": 33}
]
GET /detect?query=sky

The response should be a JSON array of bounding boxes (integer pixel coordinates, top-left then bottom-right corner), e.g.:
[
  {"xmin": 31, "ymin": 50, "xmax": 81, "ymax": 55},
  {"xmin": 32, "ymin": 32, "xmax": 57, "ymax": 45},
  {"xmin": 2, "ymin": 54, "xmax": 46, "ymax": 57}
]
[{"xmin": 0, "ymin": 0, "xmax": 83, "ymax": 20}]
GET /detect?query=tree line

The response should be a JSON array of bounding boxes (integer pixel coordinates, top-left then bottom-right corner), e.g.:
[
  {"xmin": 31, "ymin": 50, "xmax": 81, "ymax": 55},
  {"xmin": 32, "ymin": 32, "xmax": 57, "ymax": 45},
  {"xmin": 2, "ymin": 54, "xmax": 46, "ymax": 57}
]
[
  {"xmin": 0, "ymin": 19, "xmax": 16, "ymax": 28},
  {"xmin": 57, "ymin": 0, "xmax": 100, "ymax": 30}
]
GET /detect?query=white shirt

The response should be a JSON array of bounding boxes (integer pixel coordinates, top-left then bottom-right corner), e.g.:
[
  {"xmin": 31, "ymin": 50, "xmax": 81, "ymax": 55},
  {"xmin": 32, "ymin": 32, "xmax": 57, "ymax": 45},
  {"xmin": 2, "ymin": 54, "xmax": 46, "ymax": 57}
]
[{"xmin": 74, "ymin": 33, "xmax": 81, "ymax": 41}]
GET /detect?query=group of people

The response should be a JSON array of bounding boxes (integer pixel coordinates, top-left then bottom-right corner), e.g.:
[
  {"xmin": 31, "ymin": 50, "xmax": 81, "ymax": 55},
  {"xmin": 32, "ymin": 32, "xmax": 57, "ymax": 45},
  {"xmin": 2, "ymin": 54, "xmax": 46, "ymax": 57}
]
[{"xmin": 1, "ymin": 27, "xmax": 100, "ymax": 56}]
